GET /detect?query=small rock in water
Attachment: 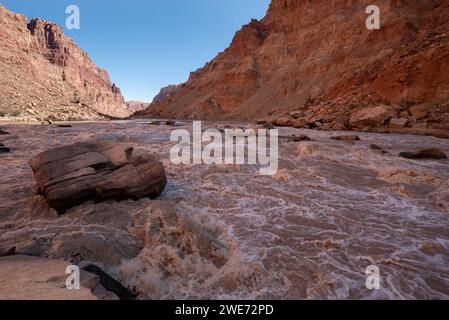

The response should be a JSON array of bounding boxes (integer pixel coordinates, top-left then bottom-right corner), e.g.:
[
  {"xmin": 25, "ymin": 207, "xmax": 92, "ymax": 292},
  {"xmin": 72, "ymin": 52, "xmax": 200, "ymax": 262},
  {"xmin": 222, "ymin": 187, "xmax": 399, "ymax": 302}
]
[
  {"xmin": 426, "ymin": 132, "xmax": 449, "ymax": 140},
  {"xmin": 292, "ymin": 134, "xmax": 312, "ymax": 142},
  {"xmin": 399, "ymin": 148, "xmax": 447, "ymax": 160},
  {"xmin": 331, "ymin": 135, "xmax": 361, "ymax": 141},
  {"xmin": 262, "ymin": 122, "xmax": 275, "ymax": 130},
  {"xmin": 165, "ymin": 120, "xmax": 176, "ymax": 126},
  {"xmin": 0, "ymin": 143, "xmax": 10, "ymax": 154},
  {"xmin": 370, "ymin": 144, "xmax": 389, "ymax": 155},
  {"xmin": 0, "ymin": 129, "xmax": 10, "ymax": 135},
  {"xmin": 57, "ymin": 124, "xmax": 72, "ymax": 128}
]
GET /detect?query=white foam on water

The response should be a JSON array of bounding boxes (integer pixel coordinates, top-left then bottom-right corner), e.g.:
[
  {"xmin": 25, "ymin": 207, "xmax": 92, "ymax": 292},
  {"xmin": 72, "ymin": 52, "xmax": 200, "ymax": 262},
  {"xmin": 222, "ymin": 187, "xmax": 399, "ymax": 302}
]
[{"xmin": 1, "ymin": 122, "xmax": 449, "ymax": 299}]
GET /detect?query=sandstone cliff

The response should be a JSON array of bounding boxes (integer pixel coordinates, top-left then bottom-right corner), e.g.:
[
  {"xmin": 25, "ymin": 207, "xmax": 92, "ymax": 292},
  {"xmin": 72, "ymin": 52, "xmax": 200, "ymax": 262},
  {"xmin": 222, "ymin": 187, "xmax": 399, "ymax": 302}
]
[
  {"xmin": 126, "ymin": 101, "xmax": 151, "ymax": 113},
  {"xmin": 138, "ymin": 0, "xmax": 449, "ymax": 134},
  {"xmin": 152, "ymin": 84, "xmax": 182, "ymax": 104},
  {"xmin": 0, "ymin": 5, "xmax": 129, "ymax": 121}
]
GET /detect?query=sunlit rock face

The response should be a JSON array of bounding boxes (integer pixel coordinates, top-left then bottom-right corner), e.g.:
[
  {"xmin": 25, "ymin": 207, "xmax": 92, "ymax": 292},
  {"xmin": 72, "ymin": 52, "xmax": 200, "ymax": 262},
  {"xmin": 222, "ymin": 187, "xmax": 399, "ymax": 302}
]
[
  {"xmin": 139, "ymin": 0, "xmax": 449, "ymax": 135},
  {"xmin": 126, "ymin": 101, "xmax": 151, "ymax": 114},
  {"xmin": 0, "ymin": 5, "xmax": 129, "ymax": 121}
]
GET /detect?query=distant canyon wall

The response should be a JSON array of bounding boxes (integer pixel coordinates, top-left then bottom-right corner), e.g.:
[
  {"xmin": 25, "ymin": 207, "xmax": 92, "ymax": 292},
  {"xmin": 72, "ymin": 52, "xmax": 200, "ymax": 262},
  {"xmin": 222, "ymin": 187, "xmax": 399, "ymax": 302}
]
[
  {"xmin": 137, "ymin": 0, "xmax": 449, "ymax": 132},
  {"xmin": 0, "ymin": 5, "xmax": 129, "ymax": 120}
]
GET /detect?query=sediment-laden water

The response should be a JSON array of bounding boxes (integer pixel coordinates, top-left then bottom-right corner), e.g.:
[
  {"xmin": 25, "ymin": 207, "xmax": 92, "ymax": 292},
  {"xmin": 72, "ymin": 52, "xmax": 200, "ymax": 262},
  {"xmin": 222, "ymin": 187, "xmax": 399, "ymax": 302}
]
[{"xmin": 0, "ymin": 120, "xmax": 448, "ymax": 299}]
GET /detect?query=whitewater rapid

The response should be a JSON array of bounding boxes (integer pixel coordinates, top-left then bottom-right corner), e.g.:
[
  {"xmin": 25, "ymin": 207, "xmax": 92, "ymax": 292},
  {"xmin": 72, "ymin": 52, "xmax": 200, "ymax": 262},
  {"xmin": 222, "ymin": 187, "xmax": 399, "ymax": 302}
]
[{"xmin": 0, "ymin": 120, "xmax": 448, "ymax": 299}]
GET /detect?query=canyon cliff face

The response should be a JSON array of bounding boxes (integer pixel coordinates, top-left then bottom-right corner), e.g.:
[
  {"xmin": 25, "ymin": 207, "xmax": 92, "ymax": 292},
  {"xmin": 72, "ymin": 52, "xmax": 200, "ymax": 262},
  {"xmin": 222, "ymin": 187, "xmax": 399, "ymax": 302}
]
[
  {"xmin": 126, "ymin": 101, "xmax": 151, "ymax": 113},
  {"xmin": 152, "ymin": 85, "xmax": 182, "ymax": 104},
  {"xmin": 139, "ymin": 0, "xmax": 449, "ymax": 133},
  {"xmin": 0, "ymin": 5, "xmax": 129, "ymax": 121}
]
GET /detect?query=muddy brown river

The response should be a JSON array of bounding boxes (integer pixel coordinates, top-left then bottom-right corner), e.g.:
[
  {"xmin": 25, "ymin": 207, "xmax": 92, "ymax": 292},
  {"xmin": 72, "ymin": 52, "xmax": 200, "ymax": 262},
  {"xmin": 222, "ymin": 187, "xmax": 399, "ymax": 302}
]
[{"xmin": 0, "ymin": 120, "xmax": 448, "ymax": 299}]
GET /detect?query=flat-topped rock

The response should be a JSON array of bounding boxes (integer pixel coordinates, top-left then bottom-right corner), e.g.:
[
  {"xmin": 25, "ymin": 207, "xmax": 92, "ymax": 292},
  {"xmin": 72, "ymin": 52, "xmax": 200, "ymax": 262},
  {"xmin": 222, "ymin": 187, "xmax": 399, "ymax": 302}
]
[
  {"xmin": 331, "ymin": 135, "xmax": 361, "ymax": 141},
  {"xmin": 349, "ymin": 105, "xmax": 397, "ymax": 130},
  {"xmin": 400, "ymin": 148, "xmax": 447, "ymax": 160},
  {"xmin": 29, "ymin": 141, "xmax": 167, "ymax": 214},
  {"xmin": 0, "ymin": 255, "xmax": 97, "ymax": 300}
]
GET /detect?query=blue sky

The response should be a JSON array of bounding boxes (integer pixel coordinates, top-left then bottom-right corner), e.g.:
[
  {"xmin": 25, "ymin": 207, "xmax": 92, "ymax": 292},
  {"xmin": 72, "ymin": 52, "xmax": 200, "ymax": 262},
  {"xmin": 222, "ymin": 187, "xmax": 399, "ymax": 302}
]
[{"xmin": 1, "ymin": 0, "xmax": 270, "ymax": 102}]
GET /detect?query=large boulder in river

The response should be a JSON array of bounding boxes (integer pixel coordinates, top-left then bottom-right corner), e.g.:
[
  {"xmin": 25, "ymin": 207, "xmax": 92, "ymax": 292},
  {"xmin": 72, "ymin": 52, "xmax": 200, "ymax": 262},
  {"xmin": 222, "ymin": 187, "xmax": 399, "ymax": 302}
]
[
  {"xmin": 349, "ymin": 105, "xmax": 397, "ymax": 130},
  {"xmin": 29, "ymin": 141, "xmax": 167, "ymax": 214}
]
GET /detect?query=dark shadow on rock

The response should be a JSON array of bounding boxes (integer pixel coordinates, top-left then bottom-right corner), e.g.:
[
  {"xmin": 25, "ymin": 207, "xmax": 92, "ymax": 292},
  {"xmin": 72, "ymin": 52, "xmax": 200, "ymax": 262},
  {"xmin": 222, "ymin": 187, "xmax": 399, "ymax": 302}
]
[
  {"xmin": 81, "ymin": 264, "xmax": 138, "ymax": 300},
  {"xmin": 0, "ymin": 143, "xmax": 10, "ymax": 154},
  {"xmin": 400, "ymin": 148, "xmax": 447, "ymax": 160},
  {"xmin": 0, "ymin": 247, "xmax": 16, "ymax": 257}
]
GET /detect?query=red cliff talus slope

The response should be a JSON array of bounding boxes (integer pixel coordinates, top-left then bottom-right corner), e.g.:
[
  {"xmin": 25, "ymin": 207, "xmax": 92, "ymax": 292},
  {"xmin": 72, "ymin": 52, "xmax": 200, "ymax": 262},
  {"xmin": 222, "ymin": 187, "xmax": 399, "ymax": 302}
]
[
  {"xmin": 139, "ymin": 0, "xmax": 449, "ymax": 134},
  {"xmin": 0, "ymin": 5, "xmax": 129, "ymax": 121}
]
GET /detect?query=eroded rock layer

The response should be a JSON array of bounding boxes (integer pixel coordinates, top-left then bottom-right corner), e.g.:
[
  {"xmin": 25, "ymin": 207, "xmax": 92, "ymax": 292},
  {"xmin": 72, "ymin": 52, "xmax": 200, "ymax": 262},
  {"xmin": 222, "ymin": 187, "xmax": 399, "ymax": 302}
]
[{"xmin": 29, "ymin": 141, "xmax": 167, "ymax": 214}]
